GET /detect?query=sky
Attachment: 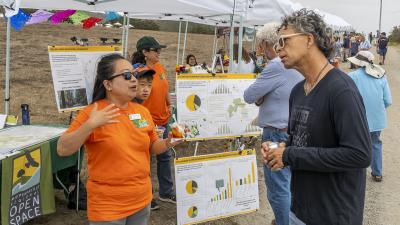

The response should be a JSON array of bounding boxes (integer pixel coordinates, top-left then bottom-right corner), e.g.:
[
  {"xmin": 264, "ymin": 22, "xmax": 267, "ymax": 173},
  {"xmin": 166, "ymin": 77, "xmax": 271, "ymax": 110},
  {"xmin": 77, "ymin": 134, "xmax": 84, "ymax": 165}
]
[{"xmin": 292, "ymin": 0, "xmax": 400, "ymax": 34}]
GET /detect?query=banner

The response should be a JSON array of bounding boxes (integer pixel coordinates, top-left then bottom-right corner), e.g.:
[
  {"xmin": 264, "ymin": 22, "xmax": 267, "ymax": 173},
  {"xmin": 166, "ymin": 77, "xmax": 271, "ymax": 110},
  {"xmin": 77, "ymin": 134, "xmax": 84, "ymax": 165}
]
[
  {"xmin": 175, "ymin": 149, "xmax": 259, "ymax": 225},
  {"xmin": 176, "ymin": 74, "xmax": 261, "ymax": 140},
  {"xmin": 1, "ymin": 142, "xmax": 55, "ymax": 225},
  {"xmin": 48, "ymin": 46, "xmax": 122, "ymax": 112}
]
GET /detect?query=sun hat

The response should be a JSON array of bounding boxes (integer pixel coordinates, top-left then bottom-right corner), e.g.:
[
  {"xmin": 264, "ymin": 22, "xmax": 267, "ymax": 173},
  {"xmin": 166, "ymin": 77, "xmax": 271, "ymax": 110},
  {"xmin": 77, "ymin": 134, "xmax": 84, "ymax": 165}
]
[
  {"xmin": 136, "ymin": 36, "xmax": 166, "ymax": 51},
  {"xmin": 347, "ymin": 51, "xmax": 386, "ymax": 78}
]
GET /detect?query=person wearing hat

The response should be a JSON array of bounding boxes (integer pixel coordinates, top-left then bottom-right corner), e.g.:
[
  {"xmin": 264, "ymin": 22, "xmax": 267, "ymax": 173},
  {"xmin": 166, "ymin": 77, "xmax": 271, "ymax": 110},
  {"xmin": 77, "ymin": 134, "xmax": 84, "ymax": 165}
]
[
  {"xmin": 348, "ymin": 51, "xmax": 392, "ymax": 182},
  {"xmin": 57, "ymin": 54, "xmax": 180, "ymax": 224},
  {"xmin": 131, "ymin": 37, "xmax": 176, "ymax": 210}
]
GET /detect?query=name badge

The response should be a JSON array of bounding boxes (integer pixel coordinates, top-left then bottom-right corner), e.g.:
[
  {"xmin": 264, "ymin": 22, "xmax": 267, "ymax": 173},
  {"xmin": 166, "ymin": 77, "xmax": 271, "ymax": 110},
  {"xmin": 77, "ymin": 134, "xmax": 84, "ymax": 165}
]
[{"xmin": 129, "ymin": 114, "xmax": 141, "ymax": 121}]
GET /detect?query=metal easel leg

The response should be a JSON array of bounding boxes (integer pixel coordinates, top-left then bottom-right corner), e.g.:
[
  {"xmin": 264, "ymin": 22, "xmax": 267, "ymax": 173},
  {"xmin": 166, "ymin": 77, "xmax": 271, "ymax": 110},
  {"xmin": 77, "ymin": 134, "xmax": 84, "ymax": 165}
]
[
  {"xmin": 194, "ymin": 141, "xmax": 199, "ymax": 156},
  {"xmin": 76, "ymin": 147, "xmax": 81, "ymax": 213}
]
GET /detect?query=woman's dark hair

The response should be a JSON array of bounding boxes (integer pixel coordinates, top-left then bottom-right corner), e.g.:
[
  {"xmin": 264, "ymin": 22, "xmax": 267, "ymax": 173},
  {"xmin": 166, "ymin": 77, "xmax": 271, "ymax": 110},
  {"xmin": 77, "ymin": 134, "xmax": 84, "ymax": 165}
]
[
  {"xmin": 92, "ymin": 53, "xmax": 125, "ymax": 103},
  {"xmin": 131, "ymin": 50, "xmax": 147, "ymax": 65},
  {"xmin": 186, "ymin": 54, "xmax": 198, "ymax": 66}
]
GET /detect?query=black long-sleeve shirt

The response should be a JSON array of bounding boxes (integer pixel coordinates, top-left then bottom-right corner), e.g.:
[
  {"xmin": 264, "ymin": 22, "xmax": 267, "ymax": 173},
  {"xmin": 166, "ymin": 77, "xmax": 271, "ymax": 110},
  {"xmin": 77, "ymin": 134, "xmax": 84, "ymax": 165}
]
[{"xmin": 283, "ymin": 68, "xmax": 372, "ymax": 225}]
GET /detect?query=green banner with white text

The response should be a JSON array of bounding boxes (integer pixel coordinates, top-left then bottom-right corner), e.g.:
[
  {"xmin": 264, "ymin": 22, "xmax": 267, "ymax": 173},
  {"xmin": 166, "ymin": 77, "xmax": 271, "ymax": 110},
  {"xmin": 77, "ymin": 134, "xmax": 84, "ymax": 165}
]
[{"xmin": 1, "ymin": 142, "xmax": 55, "ymax": 225}]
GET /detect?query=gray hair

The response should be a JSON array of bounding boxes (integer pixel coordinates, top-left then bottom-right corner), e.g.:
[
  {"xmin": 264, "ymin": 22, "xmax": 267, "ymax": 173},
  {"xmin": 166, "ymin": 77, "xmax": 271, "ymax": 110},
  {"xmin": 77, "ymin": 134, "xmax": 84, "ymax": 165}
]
[
  {"xmin": 256, "ymin": 22, "xmax": 280, "ymax": 45},
  {"xmin": 279, "ymin": 8, "xmax": 333, "ymax": 58}
]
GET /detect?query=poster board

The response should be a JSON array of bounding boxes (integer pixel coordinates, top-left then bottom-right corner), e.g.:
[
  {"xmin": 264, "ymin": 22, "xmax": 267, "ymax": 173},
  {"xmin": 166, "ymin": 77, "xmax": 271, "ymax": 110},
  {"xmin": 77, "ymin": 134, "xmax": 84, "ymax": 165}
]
[
  {"xmin": 48, "ymin": 46, "xmax": 122, "ymax": 112},
  {"xmin": 176, "ymin": 74, "xmax": 261, "ymax": 140},
  {"xmin": 175, "ymin": 149, "xmax": 259, "ymax": 225}
]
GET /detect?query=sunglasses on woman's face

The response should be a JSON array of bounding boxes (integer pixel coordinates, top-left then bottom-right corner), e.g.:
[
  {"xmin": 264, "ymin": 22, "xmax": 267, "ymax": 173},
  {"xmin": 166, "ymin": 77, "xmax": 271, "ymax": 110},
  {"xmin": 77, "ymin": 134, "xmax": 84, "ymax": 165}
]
[
  {"xmin": 273, "ymin": 33, "xmax": 308, "ymax": 52},
  {"xmin": 149, "ymin": 48, "xmax": 161, "ymax": 53},
  {"xmin": 108, "ymin": 71, "xmax": 136, "ymax": 81}
]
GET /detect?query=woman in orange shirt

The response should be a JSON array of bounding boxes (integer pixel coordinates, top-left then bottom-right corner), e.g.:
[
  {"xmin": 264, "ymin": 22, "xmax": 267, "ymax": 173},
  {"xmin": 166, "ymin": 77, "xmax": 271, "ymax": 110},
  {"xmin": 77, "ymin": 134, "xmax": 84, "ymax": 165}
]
[
  {"xmin": 57, "ymin": 54, "xmax": 179, "ymax": 225},
  {"xmin": 131, "ymin": 37, "xmax": 176, "ymax": 208}
]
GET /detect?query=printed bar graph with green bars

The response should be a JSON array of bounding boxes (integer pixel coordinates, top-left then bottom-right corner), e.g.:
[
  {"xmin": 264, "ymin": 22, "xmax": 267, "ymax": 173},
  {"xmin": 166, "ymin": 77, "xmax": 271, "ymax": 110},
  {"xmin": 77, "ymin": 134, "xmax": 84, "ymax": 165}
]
[
  {"xmin": 235, "ymin": 162, "xmax": 256, "ymax": 186},
  {"xmin": 210, "ymin": 168, "xmax": 233, "ymax": 202}
]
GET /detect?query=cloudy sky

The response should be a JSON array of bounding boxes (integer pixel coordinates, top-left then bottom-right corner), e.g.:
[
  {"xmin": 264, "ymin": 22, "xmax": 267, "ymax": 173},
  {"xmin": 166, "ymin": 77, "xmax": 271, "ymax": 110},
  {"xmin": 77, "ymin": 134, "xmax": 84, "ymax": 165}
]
[{"xmin": 293, "ymin": 0, "xmax": 400, "ymax": 34}]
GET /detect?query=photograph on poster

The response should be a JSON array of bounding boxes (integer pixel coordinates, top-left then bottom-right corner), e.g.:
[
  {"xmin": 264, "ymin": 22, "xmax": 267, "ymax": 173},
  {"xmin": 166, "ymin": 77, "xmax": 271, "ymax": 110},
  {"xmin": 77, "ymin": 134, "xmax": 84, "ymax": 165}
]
[{"xmin": 57, "ymin": 88, "xmax": 88, "ymax": 109}]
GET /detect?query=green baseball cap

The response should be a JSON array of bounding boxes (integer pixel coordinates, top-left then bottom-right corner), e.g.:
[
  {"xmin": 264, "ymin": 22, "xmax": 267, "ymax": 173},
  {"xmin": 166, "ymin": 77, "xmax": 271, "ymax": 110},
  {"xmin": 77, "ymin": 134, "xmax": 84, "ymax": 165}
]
[{"xmin": 136, "ymin": 36, "xmax": 167, "ymax": 51}]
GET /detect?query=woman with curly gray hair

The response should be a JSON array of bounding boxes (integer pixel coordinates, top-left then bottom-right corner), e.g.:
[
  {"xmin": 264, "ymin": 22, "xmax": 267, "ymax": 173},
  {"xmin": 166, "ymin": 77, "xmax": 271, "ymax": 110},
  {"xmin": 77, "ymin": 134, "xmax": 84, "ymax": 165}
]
[{"xmin": 262, "ymin": 9, "xmax": 371, "ymax": 225}]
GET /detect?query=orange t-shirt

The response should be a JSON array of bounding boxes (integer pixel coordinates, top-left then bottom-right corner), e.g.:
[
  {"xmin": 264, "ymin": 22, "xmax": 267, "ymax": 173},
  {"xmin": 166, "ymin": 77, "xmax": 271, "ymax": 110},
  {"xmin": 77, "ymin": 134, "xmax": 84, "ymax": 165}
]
[
  {"xmin": 143, "ymin": 62, "xmax": 171, "ymax": 125},
  {"xmin": 66, "ymin": 99, "xmax": 159, "ymax": 221}
]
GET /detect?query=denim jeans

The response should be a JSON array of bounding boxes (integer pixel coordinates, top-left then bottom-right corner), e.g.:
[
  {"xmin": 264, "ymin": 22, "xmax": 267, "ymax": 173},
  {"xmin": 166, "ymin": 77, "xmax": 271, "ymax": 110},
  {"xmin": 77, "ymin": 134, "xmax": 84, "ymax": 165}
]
[
  {"xmin": 156, "ymin": 125, "xmax": 174, "ymax": 198},
  {"xmin": 370, "ymin": 131, "xmax": 382, "ymax": 176},
  {"xmin": 262, "ymin": 127, "xmax": 291, "ymax": 225}
]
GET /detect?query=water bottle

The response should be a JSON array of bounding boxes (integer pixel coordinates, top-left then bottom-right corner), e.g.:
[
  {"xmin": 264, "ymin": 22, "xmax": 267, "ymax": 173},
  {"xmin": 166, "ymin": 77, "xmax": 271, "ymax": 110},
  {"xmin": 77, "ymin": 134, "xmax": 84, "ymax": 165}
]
[{"xmin": 21, "ymin": 104, "xmax": 30, "ymax": 125}]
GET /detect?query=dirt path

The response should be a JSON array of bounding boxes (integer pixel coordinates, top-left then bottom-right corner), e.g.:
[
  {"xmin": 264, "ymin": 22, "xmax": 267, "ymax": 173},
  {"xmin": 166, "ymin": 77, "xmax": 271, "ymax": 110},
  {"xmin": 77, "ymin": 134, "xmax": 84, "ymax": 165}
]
[{"xmin": 361, "ymin": 46, "xmax": 400, "ymax": 225}]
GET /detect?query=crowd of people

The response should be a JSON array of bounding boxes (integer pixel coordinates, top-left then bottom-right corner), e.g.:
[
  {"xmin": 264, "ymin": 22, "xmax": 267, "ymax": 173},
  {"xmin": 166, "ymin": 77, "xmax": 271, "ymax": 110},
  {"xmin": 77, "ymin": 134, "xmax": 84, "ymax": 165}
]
[{"xmin": 56, "ymin": 8, "xmax": 391, "ymax": 225}]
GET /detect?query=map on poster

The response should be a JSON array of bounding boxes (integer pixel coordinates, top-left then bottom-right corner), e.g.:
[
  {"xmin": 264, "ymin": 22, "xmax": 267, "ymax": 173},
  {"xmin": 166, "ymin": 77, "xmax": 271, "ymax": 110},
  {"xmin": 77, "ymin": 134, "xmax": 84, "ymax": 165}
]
[
  {"xmin": 0, "ymin": 125, "xmax": 66, "ymax": 159},
  {"xmin": 48, "ymin": 46, "xmax": 122, "ymax": 112},
  {"xmin": 175, "ymin": 149, "xmax": 259, "ymax": 225},
  {"xmin": 176, "ymin": 74, "xmax": 261, "ymax": 140}
]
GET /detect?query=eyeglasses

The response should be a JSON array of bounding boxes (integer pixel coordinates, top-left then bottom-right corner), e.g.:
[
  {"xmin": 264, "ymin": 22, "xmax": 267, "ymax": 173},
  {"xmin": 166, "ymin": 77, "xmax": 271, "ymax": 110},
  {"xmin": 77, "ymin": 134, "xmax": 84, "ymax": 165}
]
[
  {"xmin": 149, "ymin": 48, "xmax": 161, "ymax": 53},
  {"xmin": 108, "ymin": 71, "xmax": 136, "ymax": 81},
  {"xmin": 274, "ymin": 33, "xmax": 308, "ymax": 51}
]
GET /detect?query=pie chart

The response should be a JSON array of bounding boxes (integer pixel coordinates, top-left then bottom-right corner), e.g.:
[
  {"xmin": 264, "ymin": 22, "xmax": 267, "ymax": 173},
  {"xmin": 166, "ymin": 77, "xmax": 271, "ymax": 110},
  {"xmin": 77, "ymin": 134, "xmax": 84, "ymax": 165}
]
[
  {"xmin": 185, "ymin": 180, "xmax": 198, "ymax": 194},
  {"xmin": 187, "ymin": 206, "xmax": 198, "ymax": 218},
  {"xmin": 186, "ymin": 94, "xmax": 201, "ymax": 112}
]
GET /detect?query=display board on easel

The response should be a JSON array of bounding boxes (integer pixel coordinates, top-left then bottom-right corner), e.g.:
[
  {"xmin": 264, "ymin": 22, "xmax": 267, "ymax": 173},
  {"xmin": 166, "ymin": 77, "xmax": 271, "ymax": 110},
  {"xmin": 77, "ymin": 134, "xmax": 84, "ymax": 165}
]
[
  {"xmin": 48, "ymin": 46, "xmax": 122, "ymax": 112},
  {"xmin": 175, "ymin": 149, "xmax": 259, "ymax": 225},
  {"xmin": 176, "ymin": 73, "xmax": 261, "ymax": 141}
]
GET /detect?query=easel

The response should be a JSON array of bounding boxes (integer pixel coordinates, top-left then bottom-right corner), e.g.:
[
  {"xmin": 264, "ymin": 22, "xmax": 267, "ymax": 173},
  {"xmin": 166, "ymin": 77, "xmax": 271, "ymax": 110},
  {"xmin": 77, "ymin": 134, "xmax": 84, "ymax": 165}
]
[
  {"xmin": 184, "ymin": 134, "xmax": 259, "ymax": 157},
  {"xmin": 211, "ymin": 54, "xmax": 224, "ymax": 74}
]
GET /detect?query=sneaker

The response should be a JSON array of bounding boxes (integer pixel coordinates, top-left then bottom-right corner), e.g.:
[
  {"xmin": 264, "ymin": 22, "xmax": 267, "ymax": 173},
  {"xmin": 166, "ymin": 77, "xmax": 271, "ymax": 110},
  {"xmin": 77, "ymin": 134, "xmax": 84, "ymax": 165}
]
[
  {"xmin": 371, "ymin": 172, "xmax": 383, "ymax": 182},
  {"xmin": 159, "ymin": 195, "xmax": 176, "ymax": 204},
  {"xmin": 151, "ymin": 200, "xmax": 160, "ymax": 210}
]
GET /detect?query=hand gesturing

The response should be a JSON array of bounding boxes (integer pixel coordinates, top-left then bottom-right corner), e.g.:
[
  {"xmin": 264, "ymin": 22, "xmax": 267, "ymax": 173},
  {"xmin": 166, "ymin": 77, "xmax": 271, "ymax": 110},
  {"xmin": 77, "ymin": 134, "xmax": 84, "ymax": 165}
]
[{"xmin": 86, "ymin": 103, "xmax": 120, "ymax": 129}]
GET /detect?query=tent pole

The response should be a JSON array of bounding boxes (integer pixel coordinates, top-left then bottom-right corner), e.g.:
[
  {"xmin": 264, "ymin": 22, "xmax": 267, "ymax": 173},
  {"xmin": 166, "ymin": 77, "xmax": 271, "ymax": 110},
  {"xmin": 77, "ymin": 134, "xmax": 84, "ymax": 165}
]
[
  {"xmin": 176, "ymin": 19, "xmax": 182, "ymax": 65},
  {"xmin": 5, "ymin": 19, "xmax": 11, "ymax": 114},
  {"xmin": 212, "ymin": 24, "xmax": 218, "ymax": 61},
  {"xmin": 229, "ymin": 14, "xmax": 234, "ymax": 73},
  {"xmin": 252, "ymin": 26, "xmax": 256, "ymax": 52},
  {"xmin": 124, "ymin": 13, "xmax": 130, "ymax": 58},
  {"xmin": 238, "ymin": 15, "xmax": 244, "ymax": 73},
  {"xmin": 76, "ymin": 148, "xmax": 81, "ymax": 213},
  {"xmin": 181, "ymin": 20, "xmax": 189, "ymax": 65},
  {"xmin": 121, "ymin": 13, "xmax": 127, "ymax": 56}
]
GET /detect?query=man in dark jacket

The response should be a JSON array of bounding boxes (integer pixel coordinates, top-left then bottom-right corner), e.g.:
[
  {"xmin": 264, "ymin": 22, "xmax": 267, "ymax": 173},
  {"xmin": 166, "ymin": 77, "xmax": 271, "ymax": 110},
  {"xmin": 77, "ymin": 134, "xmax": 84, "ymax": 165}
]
[{"xmin": 262, "ymin": 9, "xmax": 371, "ymax": 225}]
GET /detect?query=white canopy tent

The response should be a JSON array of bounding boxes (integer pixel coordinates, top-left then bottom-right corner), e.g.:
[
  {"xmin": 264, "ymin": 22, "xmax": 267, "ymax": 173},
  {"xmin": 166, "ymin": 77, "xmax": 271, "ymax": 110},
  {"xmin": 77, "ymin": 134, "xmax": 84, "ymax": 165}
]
[
  {"xmin": 19, "ymin": 0, "xmax": 232, "ymax": 16},
  {"xmin": 291, "ymin": 2, "xmax": 353, "ymax": 31},
  {"xmin": 2, "ymin": 0, "xmax": 300, "ymax": 114}
]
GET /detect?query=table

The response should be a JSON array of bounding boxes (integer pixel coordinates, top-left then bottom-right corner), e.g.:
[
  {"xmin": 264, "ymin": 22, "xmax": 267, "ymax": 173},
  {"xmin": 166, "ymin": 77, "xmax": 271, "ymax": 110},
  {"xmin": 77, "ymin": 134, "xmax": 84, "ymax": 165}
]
[{"xmin": 0, "ymin": 125, "xmax": 83, "ymax": 225}]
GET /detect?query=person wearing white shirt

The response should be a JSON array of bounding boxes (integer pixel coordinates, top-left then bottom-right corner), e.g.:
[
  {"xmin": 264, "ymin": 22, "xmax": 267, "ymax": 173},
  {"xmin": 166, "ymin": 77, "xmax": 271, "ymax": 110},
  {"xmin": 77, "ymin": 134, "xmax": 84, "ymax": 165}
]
[
  {"xmin": 359, "ymin": 36, "xmax": 372, "ymax": 51},
  {"xmin": 232, "ymin": 43, "xmax": 255, "ymax": 73}
]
